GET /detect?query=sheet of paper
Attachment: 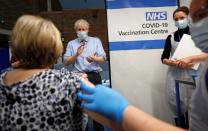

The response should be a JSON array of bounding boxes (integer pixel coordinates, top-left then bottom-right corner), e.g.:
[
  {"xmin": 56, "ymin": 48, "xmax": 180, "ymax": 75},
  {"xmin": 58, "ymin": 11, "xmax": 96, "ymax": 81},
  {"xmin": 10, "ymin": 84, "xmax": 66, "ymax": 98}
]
[{"xmin": 171, "ymin": 34, "xmax": 202, "ymax": 70}]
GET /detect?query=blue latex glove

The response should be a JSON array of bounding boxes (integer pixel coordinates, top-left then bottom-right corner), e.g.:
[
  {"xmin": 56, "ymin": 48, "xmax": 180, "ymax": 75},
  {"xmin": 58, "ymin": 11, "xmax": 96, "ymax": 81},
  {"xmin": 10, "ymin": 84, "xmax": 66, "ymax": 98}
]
[{"xmin": 77, "ymin": 82, "xmax": 129, "ymax": 124}]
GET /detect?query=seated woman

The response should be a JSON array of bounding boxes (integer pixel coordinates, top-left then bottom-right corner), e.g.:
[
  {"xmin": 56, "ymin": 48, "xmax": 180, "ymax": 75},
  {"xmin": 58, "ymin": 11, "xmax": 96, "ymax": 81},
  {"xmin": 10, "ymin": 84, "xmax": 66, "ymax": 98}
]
[{"xmin": 0, "ymin": 15, "xmax": 88, "ymax": 131}]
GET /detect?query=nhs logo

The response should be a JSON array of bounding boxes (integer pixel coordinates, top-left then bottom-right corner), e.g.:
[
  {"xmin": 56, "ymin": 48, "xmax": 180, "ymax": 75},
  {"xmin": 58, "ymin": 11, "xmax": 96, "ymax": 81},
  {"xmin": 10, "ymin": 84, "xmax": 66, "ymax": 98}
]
[{"xmin": 146, "ymin": 11, "xmax": 167, "ymax": 21}]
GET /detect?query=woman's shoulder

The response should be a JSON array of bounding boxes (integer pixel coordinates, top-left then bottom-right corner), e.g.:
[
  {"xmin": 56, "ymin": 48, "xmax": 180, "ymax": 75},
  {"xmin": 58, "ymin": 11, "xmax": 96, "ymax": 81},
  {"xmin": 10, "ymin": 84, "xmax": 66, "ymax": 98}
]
[
  {"xmin": 50, "ymin": 68, "xmax": 83, "ymax": 80},
  {"xmin": 45, "ymin": 69, "xmax": 83, "ymax": 89},
  {"xmin": 0, "ymin": 68, "xmax": 82, "ymax": 88}
]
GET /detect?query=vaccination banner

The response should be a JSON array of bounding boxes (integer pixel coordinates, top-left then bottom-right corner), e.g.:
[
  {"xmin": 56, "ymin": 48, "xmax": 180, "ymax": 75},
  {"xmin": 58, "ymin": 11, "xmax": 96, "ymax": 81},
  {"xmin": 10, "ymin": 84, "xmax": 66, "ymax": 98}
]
[
  {"xmin": 106, "ymin": 0, "xmax": 179, "ymax": 121},
  {"xmin": 106, "ymin": 0, "xmax": 178, "ymax": 51}
]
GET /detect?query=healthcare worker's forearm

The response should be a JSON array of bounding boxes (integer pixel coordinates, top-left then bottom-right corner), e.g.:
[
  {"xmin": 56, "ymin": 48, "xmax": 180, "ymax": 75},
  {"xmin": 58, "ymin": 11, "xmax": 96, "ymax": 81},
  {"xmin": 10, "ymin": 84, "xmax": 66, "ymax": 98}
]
[
  {"xmin": 80, "ymin": 79, "xmax": 124, "ymax": 131},
  {"xmin": 84, "ymin": 110, "xmax": 124, "ymax": 131},
  {"xmin": 122, "ymin": 105, "xmax": 186, "ymax": 131},
  {"xmin": 162, "ymin": 58, "xmax": 177, "ymax": 66},
  {"xmin": 189, "ymin": 53, "xmax": 208, "ymax": 62}
]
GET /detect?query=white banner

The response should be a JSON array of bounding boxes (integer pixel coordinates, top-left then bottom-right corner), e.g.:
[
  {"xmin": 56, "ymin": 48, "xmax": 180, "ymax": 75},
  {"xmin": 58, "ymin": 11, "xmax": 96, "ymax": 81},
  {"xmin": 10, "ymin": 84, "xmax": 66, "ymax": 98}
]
[
  {"xmin": 106, "ymin": 0, "xmax": 178, "ymax": 123},
  {"xmin": 108, "ymin": 7, "xmax": 176, "ymax": 42}
]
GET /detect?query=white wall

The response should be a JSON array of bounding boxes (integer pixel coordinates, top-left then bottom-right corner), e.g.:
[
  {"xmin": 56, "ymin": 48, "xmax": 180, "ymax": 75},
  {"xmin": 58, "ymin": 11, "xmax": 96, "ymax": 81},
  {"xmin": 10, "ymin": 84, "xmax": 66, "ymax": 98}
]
[{"xmin": 110, "ymin": 49, "xmax": 173, "ymax": 123}]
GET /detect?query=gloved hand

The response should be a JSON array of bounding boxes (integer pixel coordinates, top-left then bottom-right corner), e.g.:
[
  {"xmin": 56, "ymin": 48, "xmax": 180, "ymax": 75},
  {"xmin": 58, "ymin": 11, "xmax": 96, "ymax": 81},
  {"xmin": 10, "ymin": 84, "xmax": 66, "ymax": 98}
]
[{"xmin": 77, "ymin": 82, "xmax": 129, "ymax": 124}]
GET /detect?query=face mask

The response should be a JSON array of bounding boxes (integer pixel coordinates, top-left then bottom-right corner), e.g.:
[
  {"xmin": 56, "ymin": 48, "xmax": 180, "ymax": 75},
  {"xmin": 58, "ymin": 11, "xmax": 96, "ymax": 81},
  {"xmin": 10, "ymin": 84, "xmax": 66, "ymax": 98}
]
[
  {"xmin": 77, "ymin": 31, "xmax": 88, "ymax": 40},
  {"xmin": 175, "ymin": 18, "xmax": 188, "ymax": 29},
  {"xmin": 190, "ymin": 17, "xmax": 208, "ymax": 52}
]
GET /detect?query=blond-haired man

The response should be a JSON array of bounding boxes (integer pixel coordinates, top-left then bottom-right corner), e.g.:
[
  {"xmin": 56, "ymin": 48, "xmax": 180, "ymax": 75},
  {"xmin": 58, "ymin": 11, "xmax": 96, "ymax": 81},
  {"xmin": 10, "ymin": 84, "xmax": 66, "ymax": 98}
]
[
  {"xmin": 64, "ymin": 19, "xmax": 106, "ymax": 131},
  {"xmin": 64, "ymin": 19, "xmax": 106, "ymax": 85}
]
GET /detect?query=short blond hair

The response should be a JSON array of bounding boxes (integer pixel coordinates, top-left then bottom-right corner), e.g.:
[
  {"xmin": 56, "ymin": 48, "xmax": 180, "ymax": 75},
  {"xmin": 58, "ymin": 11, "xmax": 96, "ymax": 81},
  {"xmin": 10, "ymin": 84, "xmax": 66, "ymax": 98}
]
[
  {"xmin": 74, "ymin": 19, "xmax": 90, "ymax": 30},
  {"xmin": 11, "ymin": 15, "xmax": 63, "ymax": 68}
]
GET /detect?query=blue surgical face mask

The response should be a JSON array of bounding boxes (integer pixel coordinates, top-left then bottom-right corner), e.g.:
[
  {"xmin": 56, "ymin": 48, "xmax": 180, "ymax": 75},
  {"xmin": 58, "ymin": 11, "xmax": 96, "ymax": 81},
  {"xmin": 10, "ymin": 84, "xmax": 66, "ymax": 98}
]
[
  {"xmin": 175, "ymin": 18, "xmax": 189, "ymax": 29},
  {"xmin": 77, "ymin": 31, "xmax": 88, "ymax": 40},
  {"xmin": 190, "ymin": 17, "xmax": 208, "ymax": 52}
]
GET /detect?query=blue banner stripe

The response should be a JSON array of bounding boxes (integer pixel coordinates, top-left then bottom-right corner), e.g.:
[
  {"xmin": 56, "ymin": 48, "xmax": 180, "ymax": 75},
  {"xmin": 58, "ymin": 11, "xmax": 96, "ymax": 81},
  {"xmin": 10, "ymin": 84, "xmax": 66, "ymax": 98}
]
[
  {"xmin": 109, "ymin": 40, "xmax": 165, "ymax": 51},
  {"xmin": 106, "ymin": 0, "xmax": 177, "ymax": 9}
]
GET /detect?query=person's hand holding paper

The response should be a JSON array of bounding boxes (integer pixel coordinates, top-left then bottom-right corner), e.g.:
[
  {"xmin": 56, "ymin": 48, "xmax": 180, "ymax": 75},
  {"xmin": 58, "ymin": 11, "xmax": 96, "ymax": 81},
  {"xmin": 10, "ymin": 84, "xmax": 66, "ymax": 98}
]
[
  {"xmin": 175, "ymin": 58, "xmax": 194, "ymax": 69},
  {"xmin": 171, "ymin": 34, "xmax": 202, "ymax": 70}
]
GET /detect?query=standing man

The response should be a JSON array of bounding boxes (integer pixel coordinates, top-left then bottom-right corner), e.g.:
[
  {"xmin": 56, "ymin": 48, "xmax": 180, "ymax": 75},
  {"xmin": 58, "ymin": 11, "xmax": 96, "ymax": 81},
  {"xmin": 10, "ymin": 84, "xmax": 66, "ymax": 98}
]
[
  {"xmin": 64, "ymin": 19, "xmax": 106, "ymax": 85},
  {"xmin": 64, "ymin": 19, "xmax": 106, "ymax": 131}
]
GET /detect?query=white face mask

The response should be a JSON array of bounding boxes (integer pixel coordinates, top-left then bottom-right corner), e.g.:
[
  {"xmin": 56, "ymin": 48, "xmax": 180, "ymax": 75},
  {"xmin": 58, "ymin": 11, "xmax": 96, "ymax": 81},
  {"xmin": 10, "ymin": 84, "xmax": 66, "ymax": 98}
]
[
  {"xmin": 190, "ymin": 17, "xmax": 208, "ymax": 52},
  {"xmin": 77, "ymin": 31, "xmax": 88, "ymax": 41},
  {"xmin": 175, "ymin": 18, "xmax": 189, "ymax": 29}
]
